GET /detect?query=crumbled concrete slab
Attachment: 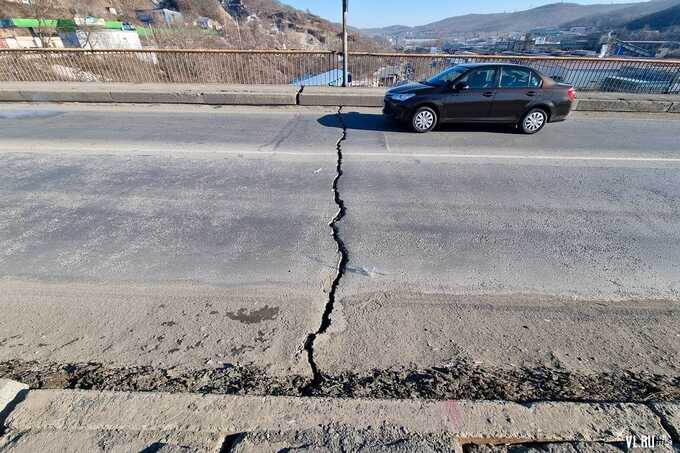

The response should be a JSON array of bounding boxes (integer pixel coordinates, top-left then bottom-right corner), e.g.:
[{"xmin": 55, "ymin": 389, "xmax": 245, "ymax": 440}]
[
  {"xmin": 453, "ymin": 401, "xmax": 669, "ymax": 445},
  {"xmin": 466, "ymin": 443, "xmax": 626, "ymax": 453},
  {"xmin": 0, "ymin": 429, "xmax": 225, "ymax": 453},
  {"xmin": 651, "ymin": 403, "xmax": 680, "ymax": 441},
  {"xmin": 0, "ymin": 390, "xmax": 448, "ymax": 436},
  {"xmin": 229, "ymin": 423, "xmax": 461, "ymax": 452},
  {"xmin": 2, "ymin": 390, "xmax": 671, "ymax": 446}
]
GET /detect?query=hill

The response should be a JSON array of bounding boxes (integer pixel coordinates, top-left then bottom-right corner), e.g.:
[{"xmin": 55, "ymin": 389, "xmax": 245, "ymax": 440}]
[
  {"xmin": 561, "ymin": 0, "xmax": 680, "ymax": 28},
  {"xmin": 365, "ymin": 0, "xmax": 680, "ymax": 37},
  {"xmin": 0, "ymin": 0, "xmax": 388, "ymax": 51},
  {"xmin": 625, "ymin": 2, "xmax": 680, "ymax": 29}
]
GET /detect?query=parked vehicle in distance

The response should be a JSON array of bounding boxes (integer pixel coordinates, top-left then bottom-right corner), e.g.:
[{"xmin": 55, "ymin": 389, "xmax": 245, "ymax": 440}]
[{"xmin": 383, "ymin": 63, "xmax": 576, "ymax": 134}]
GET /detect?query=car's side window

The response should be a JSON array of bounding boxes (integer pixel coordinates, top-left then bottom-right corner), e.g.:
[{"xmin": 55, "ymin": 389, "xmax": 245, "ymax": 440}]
[
  {"xmin": 459, "ymin": 68, "xmax": 498, "ymax": 89},
  {"xmin": 499, "ymin": 67, "xmax": 533, "ymax": 88},
  {"xmin": 529, "ymin": 71, "xmax": 542, "ymax": 88}
]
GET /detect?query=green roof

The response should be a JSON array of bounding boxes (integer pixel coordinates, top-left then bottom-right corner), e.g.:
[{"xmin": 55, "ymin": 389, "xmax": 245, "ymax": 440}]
[
  {"xmin": 11, "ymin": 18, "xmax": 60, "ymax": 28},
  {"xmin": 4, "ymin": 18, "xmax": 128, "ymax": 31},
  {"xmin": 105, "ymin": 20, "xmax": 125, "ymax": 29}
]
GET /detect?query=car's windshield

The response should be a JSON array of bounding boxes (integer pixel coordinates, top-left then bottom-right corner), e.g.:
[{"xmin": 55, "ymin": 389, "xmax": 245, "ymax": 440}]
[{"xmin": 425, "ymin": 65, "xmax": 468, "ymax": 85}]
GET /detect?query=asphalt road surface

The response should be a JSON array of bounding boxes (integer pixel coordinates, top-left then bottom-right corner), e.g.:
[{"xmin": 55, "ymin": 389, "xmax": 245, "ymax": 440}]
[{"xmin": 0, "ymin": 103, "xmax": 678, "ymax": 401}]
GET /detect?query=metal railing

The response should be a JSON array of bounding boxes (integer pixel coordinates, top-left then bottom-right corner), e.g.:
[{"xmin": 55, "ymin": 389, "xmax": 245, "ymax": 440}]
[
  {"xmin": 1, "ymin": 48, "xmax": 680, "ymax": 94},
  {"xmin": 0, "ymin": 49, "xmax": 336, "ymax": 85},
  {"xmin": 349, "ymin": 53, "xmax": 680, "ymax": 94}
]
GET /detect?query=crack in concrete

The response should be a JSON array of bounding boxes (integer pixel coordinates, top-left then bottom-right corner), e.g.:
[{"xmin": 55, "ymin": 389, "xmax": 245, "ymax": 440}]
[
  {"xmin": 296, "ymin": 85, "xmax": 305, "ymax": 105},
  {"xmin": 645, "ymin": 403, "xmax": 679, "ymax": 443},
  {"xmin": 302, "ymin": 106, "xmax": 349, "ymax": 395},
  {"xmin": 220, "ymin": 433, "xmax": 247, "ymax": 453}
]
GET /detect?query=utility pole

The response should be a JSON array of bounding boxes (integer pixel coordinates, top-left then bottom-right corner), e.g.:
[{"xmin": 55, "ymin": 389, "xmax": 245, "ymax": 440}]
[{"xmin": 342, "ymin": 0, "xmax": 349, "ymax": 87}]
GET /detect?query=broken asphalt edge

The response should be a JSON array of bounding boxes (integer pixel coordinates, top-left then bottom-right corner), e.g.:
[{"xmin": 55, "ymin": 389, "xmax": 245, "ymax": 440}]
[
  {"xmin": 0, "ymin": 82, "xmax": 679, "ymax": 113},
  {"xmin": 0, "ymin": 381, "xmax": 678, "ymax": 450}
]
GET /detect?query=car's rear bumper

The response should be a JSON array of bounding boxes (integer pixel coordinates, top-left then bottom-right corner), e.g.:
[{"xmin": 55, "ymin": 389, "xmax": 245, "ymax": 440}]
[{"xmin": 549, "ymin": 99, "xmax": 574, "ymax": 123}]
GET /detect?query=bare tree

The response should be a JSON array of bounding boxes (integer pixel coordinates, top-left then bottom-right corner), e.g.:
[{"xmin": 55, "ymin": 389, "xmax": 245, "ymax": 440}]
[
  {"xmin": 68, "ymin": 0, "xmax": 102, "ymax": 49},
  {"xmin": 21, "ymin": 0, "xmax": 61, "ymax": 48}
]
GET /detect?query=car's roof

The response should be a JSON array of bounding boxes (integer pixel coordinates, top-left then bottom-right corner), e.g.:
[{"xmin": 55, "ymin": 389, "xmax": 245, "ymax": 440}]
[{"xmin": 458, "ymin": 62, "xmax": 532, "ymax": 69}]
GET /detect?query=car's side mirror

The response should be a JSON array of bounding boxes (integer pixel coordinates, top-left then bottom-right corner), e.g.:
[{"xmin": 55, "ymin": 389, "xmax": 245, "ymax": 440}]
[{"xmin": 454, "ymin": 82, "xmax": 470, "ymax": 91}]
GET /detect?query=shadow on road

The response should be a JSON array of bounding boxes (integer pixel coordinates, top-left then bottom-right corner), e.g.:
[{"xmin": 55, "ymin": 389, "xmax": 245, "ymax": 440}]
[{"xmin": 317, "ymin": 112, "xmax": 517, "ymax": 134}]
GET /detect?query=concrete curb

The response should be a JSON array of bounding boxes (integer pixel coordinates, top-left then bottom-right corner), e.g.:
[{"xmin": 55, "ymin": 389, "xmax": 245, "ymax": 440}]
[
  {"xmin": 574, "ymin": 98, "xmax": 675, "ymax": 113},
  {"xmin": 1, "ymin": 83, "xmax": 680, "ymax": 113},
  {"xmin": 0, "ymin": 83, "xmax": 300, "ymax": 106},
  {"xmin": 299, "ymin": 87, "xmax": 680, "ymax": 113},
  {"xmin": 0, "ymin": 384, "xmax": 678, "ymax": 452},
  {"xmin": 299, "ymin": 86, "xmax": 386, "ymax": 107}
]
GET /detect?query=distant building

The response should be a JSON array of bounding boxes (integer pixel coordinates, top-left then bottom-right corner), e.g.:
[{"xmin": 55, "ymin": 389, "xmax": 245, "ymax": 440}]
[
  {"xmin": 0, "ymin": 19, "xmax": 65, "ymax": 48},
  {"xmin": 60, "ymin": 29, "xmax": 143, "ymax": 50},
  {"xmin": 560, "ymin": 33, "xmax": 601, "ymax": 52},
  {"xmin": 0, "ymin": 16, "xmax": 143, "ymax": 50},
  {"xmin": 0, "ymin": 29, "xmax": 59, "ymax": 48},
  {"xmin": 135, "ymin": 8, "xmax": 183, "ymax": 26},
  {"xmin": 224, "ymin": 0, "xmax": 248, "ymax": 18},
  {"xmin": 369, "ymin": 63, "xmax": 416, "ymax": 87}
]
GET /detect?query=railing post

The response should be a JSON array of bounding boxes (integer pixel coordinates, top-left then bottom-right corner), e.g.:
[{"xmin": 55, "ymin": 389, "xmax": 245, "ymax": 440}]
[{"xmin": 342, "ymin": 0, "xmax": 349, "ymax": 87}]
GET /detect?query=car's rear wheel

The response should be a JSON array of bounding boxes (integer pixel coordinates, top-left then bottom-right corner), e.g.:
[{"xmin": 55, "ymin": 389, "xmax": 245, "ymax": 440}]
[
  {"xmin": 411, "ymin": 106, "xmax": 437, "ymax": 133},
  {"xmin": 519, "ymin": 108, "xmax": 548, "ymax": 134}
]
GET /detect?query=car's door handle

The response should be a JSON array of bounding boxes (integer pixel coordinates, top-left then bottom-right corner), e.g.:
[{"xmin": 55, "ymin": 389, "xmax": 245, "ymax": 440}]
[
  {"xmin": 526, "ymin": 91, "xmax": 537, "ymax": 97},
  {"xmin": 482, "ymin": 91, "xmax": 495, "ymax": 98}
]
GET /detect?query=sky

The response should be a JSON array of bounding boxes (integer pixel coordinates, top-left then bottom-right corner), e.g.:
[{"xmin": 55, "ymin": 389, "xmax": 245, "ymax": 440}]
[{"xmin": 282, "ymin": 0, "xmax": 646, "ymax": 28}]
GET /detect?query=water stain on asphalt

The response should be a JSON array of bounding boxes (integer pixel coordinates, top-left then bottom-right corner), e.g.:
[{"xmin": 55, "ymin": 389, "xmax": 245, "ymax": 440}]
[{"xmin": 225, "ymin": 305, "xmax": 280, "ymax": 324}]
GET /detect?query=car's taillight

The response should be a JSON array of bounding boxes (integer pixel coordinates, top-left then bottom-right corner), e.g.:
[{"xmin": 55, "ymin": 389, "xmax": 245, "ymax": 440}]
[{"xmin": 567, "ymin": 87, "xmax": 577, "ymax": 101}]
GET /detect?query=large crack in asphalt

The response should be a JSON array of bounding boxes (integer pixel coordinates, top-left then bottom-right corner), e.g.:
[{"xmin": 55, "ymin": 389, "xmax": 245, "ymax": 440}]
[{"xmin": 302, "ymin": 106, "xmax": 349, "ymax": 395}]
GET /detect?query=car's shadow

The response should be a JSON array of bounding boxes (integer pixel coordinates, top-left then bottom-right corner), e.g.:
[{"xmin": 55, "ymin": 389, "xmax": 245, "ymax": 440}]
[{"xmin": 317, "ymin": 112, "xmax": 518, "ymax": 134}]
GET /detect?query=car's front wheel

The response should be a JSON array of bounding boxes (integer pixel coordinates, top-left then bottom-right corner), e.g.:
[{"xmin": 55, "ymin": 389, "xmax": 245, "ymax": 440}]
[
  {"xmin": 519, "ymin": 108, "xmax": 548, "ymax": 134},
  {"xmin": 411, "ymin": 106, "xmax": 438, "ymax": 133}
]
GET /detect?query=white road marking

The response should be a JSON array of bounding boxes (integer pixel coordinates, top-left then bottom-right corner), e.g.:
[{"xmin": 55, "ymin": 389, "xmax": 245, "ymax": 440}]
[
  {"xmin": 2, "ymin": 144, "xmax": 679, "ymax": 163},
  {"xmin": 347, "ymin": 152, "xmax": 680, "ymax": 163}
]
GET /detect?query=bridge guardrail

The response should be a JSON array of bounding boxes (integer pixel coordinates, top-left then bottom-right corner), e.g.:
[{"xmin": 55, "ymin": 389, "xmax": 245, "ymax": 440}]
[{"xmin": 1, "ymin": 49, "xmax": 679, "ymax": 94}]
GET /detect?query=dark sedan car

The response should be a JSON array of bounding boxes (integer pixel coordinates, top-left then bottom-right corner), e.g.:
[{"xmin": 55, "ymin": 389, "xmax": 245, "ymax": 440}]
[{"xmin": 383, "ymin": 63, "xmax": 576, "ymax": 134}]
